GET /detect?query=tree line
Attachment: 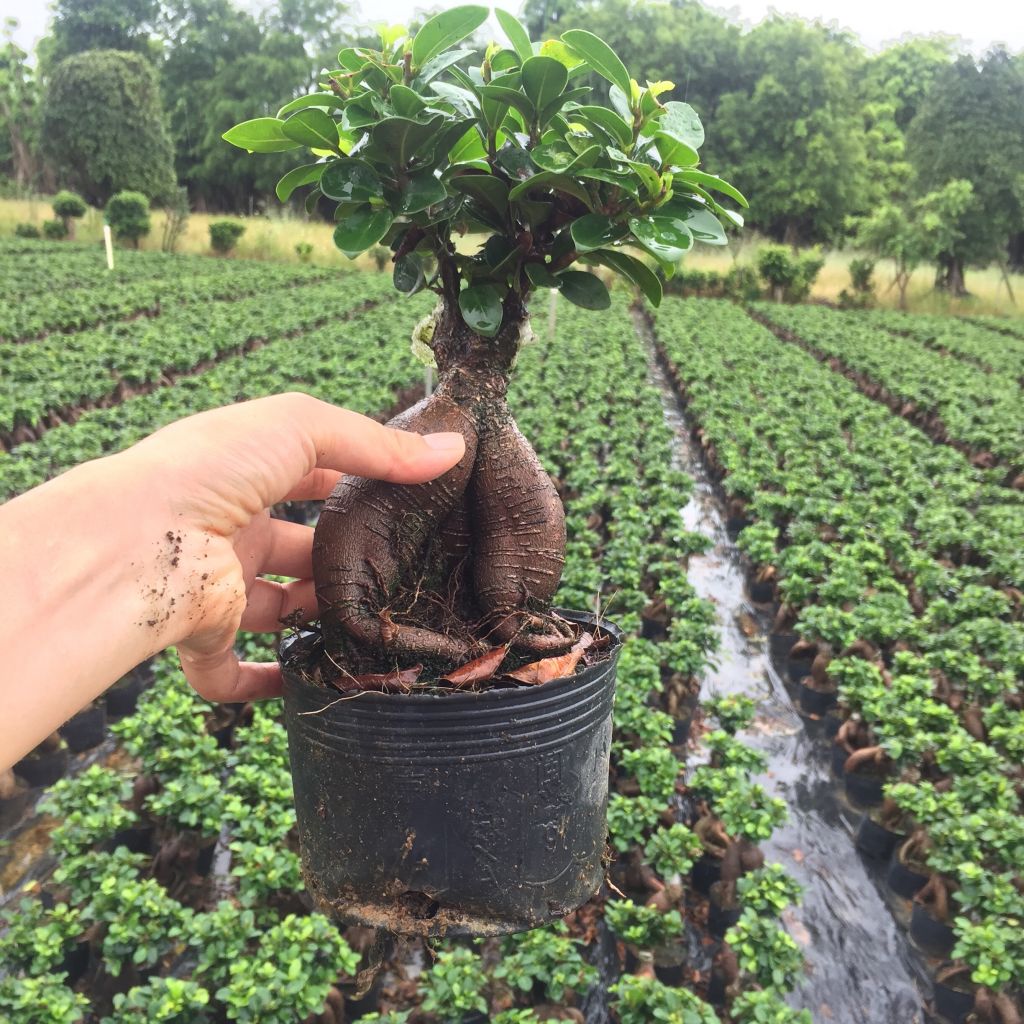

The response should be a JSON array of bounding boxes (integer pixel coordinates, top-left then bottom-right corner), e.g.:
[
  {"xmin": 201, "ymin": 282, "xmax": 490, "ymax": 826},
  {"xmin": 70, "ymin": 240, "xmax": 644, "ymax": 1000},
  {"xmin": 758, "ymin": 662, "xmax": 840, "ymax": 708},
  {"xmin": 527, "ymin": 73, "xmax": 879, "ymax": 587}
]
[{"xmin": 1, "ymin": 0, "xmax": 1022, "ymax": 293}]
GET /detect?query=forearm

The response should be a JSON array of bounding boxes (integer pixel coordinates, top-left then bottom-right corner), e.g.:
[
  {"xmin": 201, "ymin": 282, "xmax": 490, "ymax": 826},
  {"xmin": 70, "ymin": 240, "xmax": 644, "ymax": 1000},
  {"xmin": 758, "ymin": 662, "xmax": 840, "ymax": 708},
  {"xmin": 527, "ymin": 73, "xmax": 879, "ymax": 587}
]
[{"xmin": 0, "ymin": 450, "xmax": 175, "ymax": 768}]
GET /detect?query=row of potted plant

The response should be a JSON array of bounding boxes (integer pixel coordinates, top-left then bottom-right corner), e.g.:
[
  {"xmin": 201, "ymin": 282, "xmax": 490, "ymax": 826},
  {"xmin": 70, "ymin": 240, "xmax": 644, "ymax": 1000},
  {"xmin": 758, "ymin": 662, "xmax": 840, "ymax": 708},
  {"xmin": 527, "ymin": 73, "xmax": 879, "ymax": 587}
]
[{"xmin": 651, "ymin": 297, "xmax": 1022, "ymax": 1022}]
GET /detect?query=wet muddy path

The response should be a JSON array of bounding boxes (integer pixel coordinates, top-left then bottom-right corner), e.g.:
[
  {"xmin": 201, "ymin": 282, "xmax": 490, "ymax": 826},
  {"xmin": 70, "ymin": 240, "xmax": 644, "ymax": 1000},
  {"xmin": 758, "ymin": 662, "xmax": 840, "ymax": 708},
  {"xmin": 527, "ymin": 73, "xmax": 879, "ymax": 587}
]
[{"xmin": 644, "ymin": 341, "xmax": 931, "ymax": 1024}]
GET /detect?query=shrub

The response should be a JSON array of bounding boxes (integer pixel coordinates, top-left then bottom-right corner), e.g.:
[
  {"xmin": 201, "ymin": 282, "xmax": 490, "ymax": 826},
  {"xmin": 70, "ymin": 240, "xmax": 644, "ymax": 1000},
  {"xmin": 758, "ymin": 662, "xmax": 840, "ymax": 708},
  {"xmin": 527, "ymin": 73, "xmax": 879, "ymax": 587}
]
[
  {"xmin": 839, "ymin": 257, "xmax": 875, "ymax": 308},
  {"xmin": 0, "ymin": 973, "xmax": 89, "ymax": 1024},
  {"xmin": 756, "ymin": 245, "xmax": 824, "ymax": 303},
  {"xmin": 14, "ymin": 223, "xmax": 40, "ymax": 238},
  {"xmin": 645, "ymin": 823, "xmax": 703, "ymax": 879},
  {"xmin": 161, "ymin": 186, "xmax": 189, "ymax": 254},
  {"xmin": 605, "ymin": 899, "xmax": 684, "ymax": 949},
  {"xmin": 209, "ymin": 220, "xmax": 246, "ymax": 254},
  {"xmin": 105, "ymin": 190, "xmax": 151, "ymax": 248},
  {"xmin": 0, "ymin": 899, "xmax": 82, "ymax": 976},
  {"xmin": 370, "ymin": 245, "xmax": 390, "ymax": 272},
  {"xmin": 725, "ymin": 909, "xmax": 805, "ymax": 990},
  {"xmin": 731, "ymin": 990, "xmax": 813, "ymax": 1023},
  {"xmin": 611, "ymin": 974, "xmax": 718, "ymax": 1024},
  {"xmin": 736, "ymin": 865, "xmax": 803, "ymax": 917},
  {"xmin": 39, "ymin": 765, "xmax": 135, "ymax": 856},
  {"xmin": 52, "ymin": 190, "xmax": 87, "ymax": 237},
  {"xmin": 101, "ymin": 978, "xmax": 211, "ymax": 1024},
  {"xmin": 43, "ymin": 218, "xmax": 68, "ymax": 240},
  {"xmin": 494, "ymin": 923, "xmax": 596, "ymax": 1000},
  {"xmin": 96, "ymin": 878, "xmax": 192, "ymax": 976},
  {"xmin": 188, "ymin": 902, "xmax": 259, "ymax": 990},
  {"xmin": 294, "ymin": 241, "xmax": 313, "ymax": 262},
  {"xmin": 420, "ymin": 947, "xmax": 489, "ymax": 1019}
]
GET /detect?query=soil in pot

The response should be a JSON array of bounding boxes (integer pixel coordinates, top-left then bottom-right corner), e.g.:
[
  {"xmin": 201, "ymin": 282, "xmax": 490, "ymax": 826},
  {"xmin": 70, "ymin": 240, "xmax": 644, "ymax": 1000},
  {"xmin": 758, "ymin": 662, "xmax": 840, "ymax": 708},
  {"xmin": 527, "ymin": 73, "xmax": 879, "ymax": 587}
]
[
  {"xmin": 280, "ymin": 611, "xmax": 621, "ymax": 937},
  {"xmin": 910, "ymin": 902, "xmax": 956, "ymax": 959},
  {"xmin": 59, "ymin": 702, "xmax": 107, "ymax": 753}
]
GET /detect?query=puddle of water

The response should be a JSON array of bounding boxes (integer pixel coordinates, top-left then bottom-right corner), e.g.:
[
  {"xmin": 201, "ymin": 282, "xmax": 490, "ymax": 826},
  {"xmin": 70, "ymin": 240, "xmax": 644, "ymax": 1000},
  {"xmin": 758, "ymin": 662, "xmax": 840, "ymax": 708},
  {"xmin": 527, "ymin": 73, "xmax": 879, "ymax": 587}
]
[{"xmin": 644, "ymin": 336, "xmax": 930, "ymax": 1024}]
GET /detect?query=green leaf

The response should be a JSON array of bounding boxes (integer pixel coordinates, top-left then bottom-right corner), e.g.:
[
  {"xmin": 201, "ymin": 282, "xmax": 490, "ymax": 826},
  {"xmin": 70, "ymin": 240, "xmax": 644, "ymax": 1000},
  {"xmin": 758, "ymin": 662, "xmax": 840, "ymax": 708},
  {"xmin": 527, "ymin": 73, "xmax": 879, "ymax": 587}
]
[
  {"xmin": 675, "ymin": 169, "xmax": 749, "ymax": 208},
  {"xmin": 450, "ymin": 174, "xmax": 509, "ymax": 216},
  {"xmin": 412, "ymin": 6, "xmax": 488, "ymax": 70},
  {"xmin": 275, "ymin": 163, "xmax": 323, "ymax": 202},
  {"xmin": 578, "ymin": 167, "xmax": 640, "ymax": 197},
  {"xmin": 656, "ymin": 101, "xmax": 704, "ymax": 149},
  {"xmin": 277, "ymin": 93, "xmax": 347, "ymax": 118},
  {"xmin": 414, "ymin": 48, "xmax": 476, "ymax": 87},
  {"xmin": 629, "ymin": 215, "xmax": 694, "ymax": 264},
  {"xmin": 459, "ymin": 283, "xmax": 503, "ymax": 337},
  {"xmin": 508, "ymin": 172, "xmax": 592, "ymax": 206},
  {"xmin": 572, "ymin": 105, "xmax": 632, "ymax": 147},
  {"xmin": 399, "ymin": 171, "xmax": 447, "ymax": 214},
  {"xmin": 531, "ymin": 141, "xmax": 599, "ymax": 173},
  {"xmin": 448, "ymin": 127, "xmax": 489, "ymax": 165},
  {"xmin": 394, "ymin": 253, "xmax": 425, "ymax": 293},
  {"xmin": 320, "ymin": 159, "xmax": 382, "ymax": 203},
  {"xmin": 496, "ymin": 10, "xmax": 534, "ymax": 63},
  {"xmin": 626, "ymin": 160, "xmax": 662, "ymax": 198},
  {"xmin": 525, "ymin": 262, "xmax": 559, "ymax": 288},
  {"xmin": 591, "ymin": 248, "xmax": 662, "ymax": 306},
  {"xmin": 655, "ymin": 135, "xmax": 699, "ymax": 169},
  {"xmin": 570, "ymin": 213, "xmax": 626, "ymax": 252},
  {"xmin": 222, "ymin": 118, "xmax": 300, "ymax": 154},
  {"xmin": 560, "ymin": 30, "xmax": 632, "ymax": 105},
  {"xmin": 477, "ymin": 85, "xmax": 535, "ymax": 121},
  {"xmin": 681, "ymin": 207, "xmax": 729, "ymax": 245},
  {"xmin": 333, "ymin": 205, "xmax": 394, "ymax": 258},
  {"xmin": 558, "ymin": 270, "xmax": 611, "ymax": 309},
  {"xmin": 389, "ymin": 85, "xmax": 427, "ymax": 118},
  {"xmin": 369, "ymin": 116, "xmax": 445, "ymax": 166},
  {"xmin": 539, "ymin": 39, "xmax": 585, "ymax": 71},
  {"xmin": 521, "ymin": 57, "xmax": 568, "ymax": 117},
  {"xmin": 282, "ymin": 109, "xmax": 341, "ymax": 151}
]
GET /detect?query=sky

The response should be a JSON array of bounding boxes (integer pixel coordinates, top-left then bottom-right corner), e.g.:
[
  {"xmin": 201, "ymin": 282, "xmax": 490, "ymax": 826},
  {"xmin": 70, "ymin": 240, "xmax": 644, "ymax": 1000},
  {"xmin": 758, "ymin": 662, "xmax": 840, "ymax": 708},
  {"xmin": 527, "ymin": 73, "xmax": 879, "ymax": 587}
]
[{"xmin": 3, "ymin": 0, "xmax": 1022, "ymax": 57}]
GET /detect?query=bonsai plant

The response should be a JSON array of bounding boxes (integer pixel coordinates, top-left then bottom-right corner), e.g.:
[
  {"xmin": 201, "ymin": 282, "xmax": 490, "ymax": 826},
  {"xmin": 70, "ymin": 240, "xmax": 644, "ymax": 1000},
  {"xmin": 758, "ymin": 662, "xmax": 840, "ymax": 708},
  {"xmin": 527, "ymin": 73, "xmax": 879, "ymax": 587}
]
[
  {"xmin": 209, "ymin": 220, "xmax": 246, "ymax": 254},
  {"xmin": 105, "ymin": 191, "xmax": 151, "ymax": 249},
  {"xmin": 225, "ymin": 7, "xmax": 741, "ymax": 935},
  {"xmin": 224, "ymin": 6, "xmax": 741, "ymax": 681},
  {"xmin": 52, "ymin": 190, "xmax": 88, "ymax": 239}
]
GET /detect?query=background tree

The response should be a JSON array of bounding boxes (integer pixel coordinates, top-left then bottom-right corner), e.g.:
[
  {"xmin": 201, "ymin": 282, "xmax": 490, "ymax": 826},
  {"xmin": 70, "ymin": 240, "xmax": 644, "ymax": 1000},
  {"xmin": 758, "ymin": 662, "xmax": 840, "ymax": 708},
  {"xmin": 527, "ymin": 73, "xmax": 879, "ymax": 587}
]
[
  {"xmin": 0, "ymin": 19, "xmax": 39, "ymax": 188},
  {"xmin": 41, "ymin": 50, "xmax": 176, "ymax": 205},
  {"xmin": 47, "ymin": 0, "xmax": 161, "ymax": 63},
  {"xmin": 907, "ymin": 49, "xmax": 1024, "ymax": 294},
  {"xmin": 105, "ymin": 190, "xmax": 152, "ymax": 248},
  {"xmin": 712, "ymin": 17, "xmax": 869, "ymax": 244}
]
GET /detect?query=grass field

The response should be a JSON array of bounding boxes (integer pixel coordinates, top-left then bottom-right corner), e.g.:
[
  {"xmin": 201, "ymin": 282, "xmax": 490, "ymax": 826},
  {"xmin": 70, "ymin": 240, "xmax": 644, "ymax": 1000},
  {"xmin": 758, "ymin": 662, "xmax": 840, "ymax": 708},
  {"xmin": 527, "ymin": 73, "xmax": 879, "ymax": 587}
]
[{"xmin": 3, "ymin": 195, "xmax": 1021, "ymax": 318}]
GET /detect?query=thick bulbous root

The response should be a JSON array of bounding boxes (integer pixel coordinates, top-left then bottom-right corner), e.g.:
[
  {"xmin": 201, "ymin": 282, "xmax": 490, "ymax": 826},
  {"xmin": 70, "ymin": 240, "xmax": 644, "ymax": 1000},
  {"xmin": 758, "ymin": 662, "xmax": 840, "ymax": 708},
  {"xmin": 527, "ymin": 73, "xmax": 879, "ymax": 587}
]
[{"xmin": 311, "ymin": 372, "xmax": 571, "ymax": 680}]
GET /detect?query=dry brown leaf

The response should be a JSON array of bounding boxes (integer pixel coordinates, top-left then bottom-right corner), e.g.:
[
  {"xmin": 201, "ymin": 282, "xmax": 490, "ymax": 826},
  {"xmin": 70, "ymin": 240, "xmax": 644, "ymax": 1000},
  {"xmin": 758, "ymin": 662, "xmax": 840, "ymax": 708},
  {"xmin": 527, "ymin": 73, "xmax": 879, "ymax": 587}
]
[
  {"xmin": 508, "ymin": 649, "xmax": 584, "ymax": 685},
  {"xmin": 337, "ymin": 664, "xmax": 422, "ymax": 694},
  {"xmin": 441, "ymin": 646, "xmax": 508, "ymax": 688}
]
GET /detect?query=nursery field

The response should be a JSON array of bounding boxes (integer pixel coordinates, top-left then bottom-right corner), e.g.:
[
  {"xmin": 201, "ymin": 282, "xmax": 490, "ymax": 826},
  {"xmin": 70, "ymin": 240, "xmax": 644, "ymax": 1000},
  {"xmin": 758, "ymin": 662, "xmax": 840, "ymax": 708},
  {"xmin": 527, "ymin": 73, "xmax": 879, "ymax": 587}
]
[{"xmin": 1, "ymin": 239, "xmax": 1023, "ymax": 1024}]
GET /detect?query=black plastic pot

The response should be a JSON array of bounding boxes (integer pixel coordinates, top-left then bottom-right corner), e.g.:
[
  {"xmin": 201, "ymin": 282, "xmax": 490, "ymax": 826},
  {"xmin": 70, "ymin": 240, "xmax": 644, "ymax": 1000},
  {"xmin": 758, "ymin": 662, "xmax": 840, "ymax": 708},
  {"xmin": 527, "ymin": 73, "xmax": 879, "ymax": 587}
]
[
  {"xmin": 830, "ymin": 742, "xmax": 850, "ymax": 778},
  {"xmin": 887, "ymin": 851, "xmax": 929, "ymax": 900},
  {"xmin": 748, "ymin": 577, "xmax": 774, "ymax": 604},
  {"xmin": 59, "ymin": 702, "xmax": 107, "ymax": 753},
  {"xmin": 797, "ymin": 680, "xmax": 838, "ymax": 716},
  {"xmin": 854, "ymin": 814, "xmax": 904, "ymax": 861},
  {"xmin": 280, "ymin": 611, "xmax": 621, "ymax": 937},
  {"xmin": 787, "ymin": 654, "xmax": 813, "ymax": 685},
  {"xmin": 910, "ymin": 902, "xmax": 956, "ymax": 958},
  {"xmin": 105, "ymin": 662, "xmax": 152, "ymax": 719},
  {"xmin": 13, "ymin": 746, "xmax": 68, "ymax": 787},
  {"xmin": 933, "ymin": 975, "xmax": 976, "ymax": 1024},
  {"xmin": 843, "ymin": 766, "xmax": 886, "ymax": 809},
  {"xmin": 769, "ymin": 631, "xmax": 798, "ymax": 663},
  {"xmin": 109, "ymin": 824, "xmax": 156, "ymax": 856},
  {"xmin": 59, "ymin": 941, "xmax": 90, "ymax": 985},
  {"xmin": 707, "ymin": 881, "xmax": 741, "ymax": 939},
  {"xmin": 821, "ymin": 710, "xmax": 844, "ymax": 740},
  {"xmin": 690, "ymin": 853, "xmax": 722, "ymax": 895}
]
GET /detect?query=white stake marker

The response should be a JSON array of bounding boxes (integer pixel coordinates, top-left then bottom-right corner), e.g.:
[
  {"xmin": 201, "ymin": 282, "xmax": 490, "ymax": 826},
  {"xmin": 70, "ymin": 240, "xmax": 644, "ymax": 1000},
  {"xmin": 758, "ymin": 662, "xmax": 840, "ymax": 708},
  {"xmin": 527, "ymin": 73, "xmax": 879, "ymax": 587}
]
[{"xmin": 103, "ymin": 224, "xmax": 114, "ymax": 270}]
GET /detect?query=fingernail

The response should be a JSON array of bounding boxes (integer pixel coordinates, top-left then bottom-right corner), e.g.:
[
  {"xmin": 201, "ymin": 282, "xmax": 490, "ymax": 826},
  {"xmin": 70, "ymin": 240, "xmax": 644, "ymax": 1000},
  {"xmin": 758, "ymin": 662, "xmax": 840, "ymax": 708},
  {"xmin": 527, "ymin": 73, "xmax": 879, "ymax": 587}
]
[{"xmin": 423, "ymin": 432, "xmax": 465, "ymax": 451}]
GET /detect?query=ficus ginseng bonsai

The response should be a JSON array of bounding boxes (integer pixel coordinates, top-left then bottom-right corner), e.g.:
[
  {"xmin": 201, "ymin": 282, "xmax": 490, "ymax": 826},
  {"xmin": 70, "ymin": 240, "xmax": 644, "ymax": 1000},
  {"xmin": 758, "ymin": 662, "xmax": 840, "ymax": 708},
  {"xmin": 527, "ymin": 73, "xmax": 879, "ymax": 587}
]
[{"xmin": 225, "ymin": 7, "xmax": 743, "ymax": 684}]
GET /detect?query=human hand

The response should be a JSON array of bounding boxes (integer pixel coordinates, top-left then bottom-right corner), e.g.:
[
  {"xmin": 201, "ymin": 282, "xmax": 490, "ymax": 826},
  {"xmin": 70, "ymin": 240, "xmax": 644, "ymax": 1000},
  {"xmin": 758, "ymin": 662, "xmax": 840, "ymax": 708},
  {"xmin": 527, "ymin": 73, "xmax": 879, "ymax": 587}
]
[{"xmin": 125, "ymin": 392, "xmax": 465, "ymax": 703}]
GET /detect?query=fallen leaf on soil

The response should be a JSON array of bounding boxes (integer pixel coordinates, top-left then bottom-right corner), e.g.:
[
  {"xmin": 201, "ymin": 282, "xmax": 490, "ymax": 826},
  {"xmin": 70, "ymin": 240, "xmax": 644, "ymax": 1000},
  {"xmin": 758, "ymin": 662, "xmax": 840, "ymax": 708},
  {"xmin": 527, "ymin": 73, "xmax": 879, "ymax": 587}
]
[
  {"xmin": 336, "ymin": 665, "xmax": 422, "ymax": 694},
  {"xmin": 441, "ymin": 646, "xmax": 508, "ymax": 687},
  {"xmin": 507, "ymin": 633, "xmax": 593, "ymax": 685}
]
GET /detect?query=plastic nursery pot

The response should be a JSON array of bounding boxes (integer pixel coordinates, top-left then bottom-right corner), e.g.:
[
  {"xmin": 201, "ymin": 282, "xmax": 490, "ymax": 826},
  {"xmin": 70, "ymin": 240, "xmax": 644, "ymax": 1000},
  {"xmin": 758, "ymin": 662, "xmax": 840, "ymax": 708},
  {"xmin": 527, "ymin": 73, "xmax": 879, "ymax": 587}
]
[
  {"xmin": 748, "ymin": 576, "xmax": 774, "ymax": 604},
  {"xmin": 280, "ymin": 610, "xmax": 621, "ymax": 937},
  {"xmin": 690, "ymin": 853, "xmax": 722, "ymax": 895},
  {"xmin": 797, "ymin": 680, "xmax": 838, "ymax": 716},
  {"xmin": 707, "ymin": 880, "xmax": 741, "ymax": 939},
  {"xmin": 887, "ymin": 849, "xmax": 929, "ymax": 900},
  {"xmin": 769, "ymin": 631, "xmax": 798, "ymax": 663},
  {"xmin": 787, "ymin": 652, "xmax": 813, "ymax": 685},
  {"xmin": 854, "ymin": 813, "xmax": 905, "ymax": 861},
  {"xmin": 910, "ymin": 902, "xmax": 956, "ymax": 958},
  {"xmin": 13, "ymin": 745, "xmax": 68, "ymax": 787},
  {"xmin": 105, "ymin": 661, "xmax": 153, "ymax": 719},
  {"xmin": 933, "ymin": 974, "xmax": 976, "ymax": 1024},
  {"xmin": 843, "ymin": 765, "xmax": 886, "ymax": 809},
  {"xmin": 830, "ymin": 741, "xmax": 850, "ymax": 778},
  {"xmin": 59, "ymin": 702, "xmax": 107, "ymax": 753}
]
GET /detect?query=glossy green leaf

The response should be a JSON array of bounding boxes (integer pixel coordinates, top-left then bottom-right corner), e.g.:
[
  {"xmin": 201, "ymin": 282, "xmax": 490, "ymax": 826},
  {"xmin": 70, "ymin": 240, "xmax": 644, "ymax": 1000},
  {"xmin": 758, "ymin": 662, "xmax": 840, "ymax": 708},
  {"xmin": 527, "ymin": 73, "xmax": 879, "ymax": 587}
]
[
  {"xmin": 539, "ymin": 39, "xmax": 585, "ymax": 70},
  {"xmin": 333, "ymin": 205, "xmax": 394, "ymax": 258},
  {"xmin": 675, "ymin": 169, "xmax": 749, "ymax": 208},
  {"xmin": 450, "ymin": 174, "xmax": 509, "ymax": 216},
  {"xmin": 531, "ymin": 141, "xmax": 599, "ymax": 173},
  {"xmin": 558, "ymin": 270, "xmax": 611, "ymax": 309},
  {"xmin": 560, "ymin": 30, "xmax": 632, "ymax": 105},
  {"xmin": 578, "ymin": 167, "xmax": 640, "ymax": 197},
  {"xmin": 369, "ymin": 116, "xmax": 444, "ymax": 166},
  {"xmin": 570, "ymin": 213, "xmax": 626, "ymax": 252},
  {"xmin": 656, "ymin": 101, "xmax": 704, "ymax": 149},
  {"xmin": 282, "ymin": 109, "xmax": 341, "ymax": 151},
  {"xmin": 655, "ymin": 135, "xmax": 699, "ymax": 169},
  {"xmin": 508, "ymin": 172, "xmax": 592, "ymax": 206},
  {"xmin": 525, "ymin": 262, "xmax": 559, "ymax": 288},
  {"xmin": 394, "ymin": 253, "xmax": 425, "ymax": 293},
  {"xmin": 459, "ymin": 283, "xmax": 503, "ymax": 337},
  {"xmin": 572, "ymin": 105, "xmax": 632, "ymax": 147},
  {"xmin": 681, "ymin": 207, "xmax": 729, "ymax": 245},
  {"xmin": 448, "ymin": 127, "xmax": 489, "ymax": 165},
  {"xmin": 414, "ymin": 48, "xmax": 476, "ymax": 87},
  {"xmin": 521, "ymin": 57, "xmax": 568, "ymax": 116},
  {"xmin": 591, "ymin": 248, "xmax": 662, "ymax": 306},
  {"xmin": 389, "ymin": 85, "xmax": 427, "ymax": 118},
  {"xmin": 320, "ymin": 159, "xmax": 382, "ymax": 203},
  {"xmin": 629, "ymin": 215, "xmax": 694, "ymax": 264},
  {"xmin": 412, "ymin": 6, "xmax": 488, "ymax": 69},
  {"xmin": 398, "ymin": 170, "xmax": 447, "ymax": 214},
  {"xmin": 222, "ymin": 118, "xmax": 300, "ymax": 154},
  {"xmin": 275, "ymin": 163, "xmax": 323, "ymax": 202},
  {"xmin": 477, "ymin": 85, "xmax": 535, "ymax": 120},
  {"xmin": 626, "ymin": 160, "xmax": 662, "ymax": 198},
  {"xmin": 277, "ymin": 93, "xmax": 347, "ymax": 118},
  {"xmin": 496, "ymin": 9, "xmax": 534, "ymax": 63}
]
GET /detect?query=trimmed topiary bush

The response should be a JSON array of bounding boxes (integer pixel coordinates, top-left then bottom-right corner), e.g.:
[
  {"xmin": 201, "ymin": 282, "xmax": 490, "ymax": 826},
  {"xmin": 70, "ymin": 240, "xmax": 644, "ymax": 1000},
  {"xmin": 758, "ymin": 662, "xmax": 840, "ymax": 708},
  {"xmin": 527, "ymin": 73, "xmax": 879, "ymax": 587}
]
[
  {"xmin": 208, "ymin": 220, "xmax": 246, "ymax": 254},
  {"xmin": 106, "ymin": 191, "xmax": 151, "ymax": 248},
  {"xmin": 52, "ymin": 190, "xmax": 87, "ymax": 239},
  {"xmin": 14, "ymin": 223, "xmax": 40, "ymax": 239},
  {"xmin": 43, "ymin": 219, "xmax": 68, "ymax": 240}
]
